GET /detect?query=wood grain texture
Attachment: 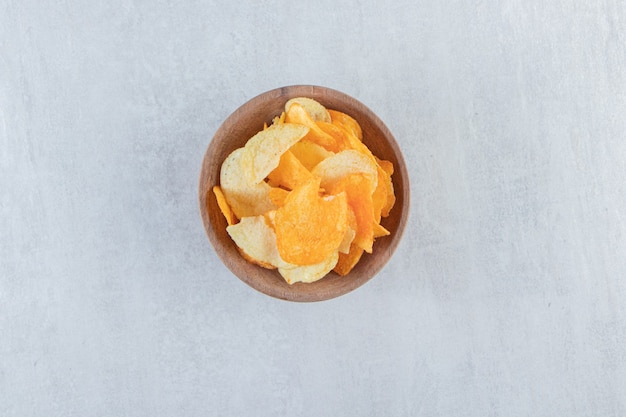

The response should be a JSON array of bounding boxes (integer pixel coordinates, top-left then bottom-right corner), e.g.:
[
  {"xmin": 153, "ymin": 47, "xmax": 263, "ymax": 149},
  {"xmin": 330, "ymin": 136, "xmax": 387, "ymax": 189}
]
[{"xmin": 199, "ymin": 85, "xmax": 410, "ymax": 302}]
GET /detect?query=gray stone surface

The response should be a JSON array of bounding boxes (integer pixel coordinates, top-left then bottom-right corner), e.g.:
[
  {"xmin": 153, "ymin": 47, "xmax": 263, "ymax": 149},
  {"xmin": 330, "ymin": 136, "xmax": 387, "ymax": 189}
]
[{"xmin": 2, "ymin": 1, "xmax": 625, "ymax": 415}]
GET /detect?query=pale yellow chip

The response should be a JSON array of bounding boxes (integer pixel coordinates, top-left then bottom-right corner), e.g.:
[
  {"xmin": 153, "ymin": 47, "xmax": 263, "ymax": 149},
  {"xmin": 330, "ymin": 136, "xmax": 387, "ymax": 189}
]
[
  {"xmin": 226, "ymin": 215, "xmax": 290, "ymax": 270},
  {"xmin": 285, "ymin": 97, "xmax": 331, "ymax": 123},
  {"xmin": 278, "ymin": 251, "xmax": 339, "ymax": 284},
  {"xmin": 311, "ymin": 149, "xmax": 378, "ymax": 194},
  {"xmin": 220, "ymin": 148, "xmax": 277, "ymax": 218},
  {"xmin": 243, "ymin": 122, "xmax": 309, "ymax": 184}
]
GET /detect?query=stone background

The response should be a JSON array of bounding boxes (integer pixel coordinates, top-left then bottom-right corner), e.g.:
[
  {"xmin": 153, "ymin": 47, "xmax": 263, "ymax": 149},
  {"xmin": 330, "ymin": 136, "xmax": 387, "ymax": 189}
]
[{"xmin": 2, "ymin": 1, "xmax": 625, "ymax": 415}]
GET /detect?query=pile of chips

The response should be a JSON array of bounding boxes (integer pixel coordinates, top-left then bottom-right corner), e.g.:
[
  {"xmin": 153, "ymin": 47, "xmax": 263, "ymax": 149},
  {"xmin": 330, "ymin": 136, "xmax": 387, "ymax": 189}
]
[{"xmin": 213, "ymin": 97, "xmax": 395, "ymax": 284}]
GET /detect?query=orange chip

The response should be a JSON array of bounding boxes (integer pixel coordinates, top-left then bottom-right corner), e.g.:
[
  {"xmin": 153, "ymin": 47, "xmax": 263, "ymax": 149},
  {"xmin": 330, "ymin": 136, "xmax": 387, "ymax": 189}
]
[
  {"xmin": 328, "ymin": 173, "xmax": 375, "ymax": 253},
  {"xmin": 274, "ymin": 178, "xmax": 348, "ymax": 265},
  {"xmin": 289, "ymin": 139, "xmax": 334, "ymax": 171},
  {"xmin": 329, "ymin": 120, "xmax": 375, "ymax": 161},
  {"xmin": 372, "ymin": 165, "xmax": 389, "ymax": 223},
  {"xmin": 268, "ymin": 187, "xmax": 290, "ymax": 207},
  {"xmin": 267, "ymin": 150, "xmax": 314, "ymax": 190},
  {"xmin": 212, "ymin": 185, "xmax": 237, "ymax": 226},
  {"xmin": 372, "ymin": 222, "xmax": 390, "ymax": 238},
  {"xmin": 316, "ymin": 121, "xmax": 351, "ymax": 152},
  {"xmin": 379, "ymin": 166, "xmax": 395, "ymax": 218},
  {"xmin": 376, "ymin": 158, "xmax": 394, "ymax": 176},
  {"xmin": 329, "ymin": 109, "xmax": 362, "ymax": 141},
  {"xmin": 337, "ymin": 207, "xmax": 358, "ymax": 254},
  {"xmin": 333, "ymin": 243, "xmax": 364, "ymax": 276},
  {"xmin": 285, "ymin": 102, "xmax": 338, "ymax": 152}
]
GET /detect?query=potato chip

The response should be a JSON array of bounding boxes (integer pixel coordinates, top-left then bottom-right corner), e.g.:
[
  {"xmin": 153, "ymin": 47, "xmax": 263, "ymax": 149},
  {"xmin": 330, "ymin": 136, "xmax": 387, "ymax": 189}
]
[
  {"xmin": 268, "ymin": 187, "xmax": 290, "ymax": 207},
  {"xmin": 226, "ymin": 215, "xmax": 290, "ymax": 270},
  {"xmin": 278, "ymin": 251, "xmax": 339, "ymax": 284},
  {"xmin": 333, "ymin": 243, "xmax": 364, "ymax": 276},
  {"xmin": 311, "ymin": 149, "xmax": 378, "ymax": 194},
  {"xmin": 372, "ymin": 166, "xmax": 388, "ymax": 223},
  {"xmin": 220, "ymin": 148, "xmax": 277, "ymax": 218},
  {"xmin": 329, "ymin": 109, "xmax": 362, "ymax": 141},
  {"xmin": 212, "ymin": 185, "xmax": 237, "ymax": 226},
  {"xmin": 267, "ymin": 150, "xmax": 314, "ymax": 190},
  {"xmin": 289, "ymin": 139, "xmax": 334, "ymax": 171},
  {"xmin": 316, "ymin": 121, "xmax": 351, "ymax": 152},
  {"xmin": 243, "ymin": 122, "xmax": 309, "ymax": 184},
  {"xmin": 381, "ymin": 171, "xmax": 396, "ymax": 218},
  {"xmin": 345, "ymin": 130, "xmax": 374, "ymax": 157},
  {"xmin": 336, "ymin": 207, "xmax": 357, "ymax": 254},
  {"xmin": 274, "ymin": 178, "xmax": 348, "ymax": 265},
  {"xmin": 376, "ymin": 158, "xmax": 394, "ymax": 176},
  {"xmin": 285, "ymin": 103, "xmax": 339, "ymax": 151},
  {"xmin": 338, "ymin": 226, "xmax": 356, "ymax": 254},
  {"xmin": 285, "ymin": 97, "xmax": 331, "ymax": 123},
  {"xmin": 328, "ymin": 173, "xmax": 375, "ymax": 253},
  {"xmin": 372, "ymin": 222, "xmax": 390, "ymax": 238}
]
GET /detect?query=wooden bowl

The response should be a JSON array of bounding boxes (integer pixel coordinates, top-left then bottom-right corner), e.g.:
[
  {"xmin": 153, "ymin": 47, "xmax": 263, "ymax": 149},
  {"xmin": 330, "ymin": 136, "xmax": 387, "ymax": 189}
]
[{"xmin": 199, "ymin": 85, "xmax": 410, "ymax": 302}]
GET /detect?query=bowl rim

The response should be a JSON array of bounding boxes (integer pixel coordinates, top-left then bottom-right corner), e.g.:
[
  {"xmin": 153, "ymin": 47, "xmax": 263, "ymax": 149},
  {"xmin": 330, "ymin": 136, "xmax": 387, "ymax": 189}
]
[{"xmin": 199, "ymin": 84, "xmax": 410, "ymax": 302}]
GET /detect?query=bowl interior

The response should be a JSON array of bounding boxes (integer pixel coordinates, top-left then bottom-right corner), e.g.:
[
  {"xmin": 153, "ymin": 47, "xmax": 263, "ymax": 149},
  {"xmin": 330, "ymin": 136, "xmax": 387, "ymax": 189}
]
[{"xmin": 199, "ymin": 85, "xmax": 410, "ymax": 302}]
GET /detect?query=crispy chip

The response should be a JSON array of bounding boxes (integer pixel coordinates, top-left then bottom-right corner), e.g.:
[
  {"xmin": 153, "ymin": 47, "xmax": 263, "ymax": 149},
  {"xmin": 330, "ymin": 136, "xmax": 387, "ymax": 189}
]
[
  {"xmin": 333, "ymin": 243, "xmax": 364, "ymax": 276},
  {"xmin": 372, "ymin": 166, "xmax": 388, "ymax": 223},
  {"xmin": 329, "ymin": 173, "xmax": 375, "ymax": 253},
  {"xmin": 226, "ymin": 215, "xmax": 290, "ymax": 270},
  {"xmin": 311, "ymin": 149, "xmax": 378, "ymax": 194},
  {"xmin": 376, "ymin": 158, "xmax": 394, "ymax": 176},
  {"xmin": 329, "ymin": 109, "xmax": 362, "ymax": 141},
  {"xmin": 372, "ymin": 222, "xmax": 390, "ymax": 238},
  {"xmin": 289, "ymin": 139, "xmax": 334, "ymax": 171},
  {"xmin": 338, "ymin": 227, "xmax": 356, "ymax": 255},
  {"xmin": 274, "ymin": 178, "xmax": 348, "ymax": 265},
  {"xmin": 268, "ymin": 187, "xmax": 290, "ymax": 207},
  {"xmin": 381, "ymin": 172, "xmax": 395, "ymax": 218},
  {"xmin": 267, "ymin": 150, "xmax": 314, "ymax": 190},
  {"xmin": 285, "ymin": 97, "xmax": 331, "ymax": 123},
  {"xmin": 337, "ymin": 208, "xmax": 358, "ymax": 254},
  {"xmin": 220, "ymin": 148, "xmax": 277, "ymax": 218},
  {"xmin": 212, "ymin": 185, "xmax": 237, "ymax": 226},
  {"xmin": 278, "ymin": 251, "xmax": 339, "ymax": 284},
  {"xmin": 285, "ymin": 103, "xmax": 339, "ymax": 152},
  {"xmin": 316, "ymin": 121, "xmax": 351, "ymax": 152},
  {"xmin": 243, "ymin": 122, "xmax": 309, "ymax": 184}
]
